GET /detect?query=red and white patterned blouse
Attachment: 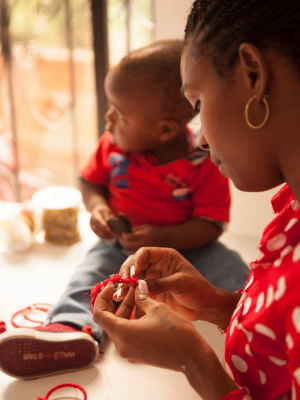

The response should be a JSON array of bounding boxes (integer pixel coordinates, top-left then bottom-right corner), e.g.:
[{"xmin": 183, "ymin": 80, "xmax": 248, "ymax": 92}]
[{"xmin": 223, "ymin": 184, "xmax": 300, "ymax": 400}]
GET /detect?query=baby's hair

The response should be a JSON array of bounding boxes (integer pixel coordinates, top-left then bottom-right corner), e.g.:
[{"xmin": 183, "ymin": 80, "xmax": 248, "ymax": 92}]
[
  {"xmin": 117, "ymin": 40, "xmax": 195, "ymax": 122},
  {"xmin": 184, "ymin": 0, "xmax": 300, "ymax": 77}
]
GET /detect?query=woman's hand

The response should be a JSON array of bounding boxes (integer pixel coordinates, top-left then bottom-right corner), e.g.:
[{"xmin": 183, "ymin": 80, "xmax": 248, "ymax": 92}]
[
  {"xmin": 95, "ymin": 281, "xmax": 202, "ymax": 370},
  {"xmin": 94, "ymin": 281, "xmax": 238, "ymax": 400},
  {"xmin": 115, "ymin": 247, "xmax": 241, "ymax": 327}
]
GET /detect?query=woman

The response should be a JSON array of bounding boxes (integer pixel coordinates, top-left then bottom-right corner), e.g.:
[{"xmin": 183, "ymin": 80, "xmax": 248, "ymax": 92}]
[{"xmin": 93, "ymin": 1, "xmax": 300, "ymax": 398}]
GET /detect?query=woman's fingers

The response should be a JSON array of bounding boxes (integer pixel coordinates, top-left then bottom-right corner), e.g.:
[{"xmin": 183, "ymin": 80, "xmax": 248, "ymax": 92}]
[
  {"xmin": 115, "ymin": 272, "xmax": 186, "ymax": 303},
  {"xmin": 113, "ymin": 284, "xmax": 130, "ymax": 302},
  {"xmin": 119, "ymin": 247, "xmax": 182, "ymax": 289},
  {"xmin": 145, "ymin": 273, "xmax": 185, "ymax": 297},
  {"xmin": 93, "ymin": 283, "xmax": 127, "ymax": 335},
  {"xmin": 134, "ymin": 280, "xmax": 159, "ymax": 315},
  {"xmin": 116, "ymin": 286, "xmax": 136, "ymax": 319},
  {"xmin": 120, "ymin": 247, "xmax": 175, "ymax": 278}
]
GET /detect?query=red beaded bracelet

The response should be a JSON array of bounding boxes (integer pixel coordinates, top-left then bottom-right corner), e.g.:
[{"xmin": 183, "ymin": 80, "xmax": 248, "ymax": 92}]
[
  {"xmin": 35, "ymin": 383, "xmax": 87, "ymax": 400},
  {"xmin": 91, "ymin": 274, "xmax": 139, "ymax": 312}
]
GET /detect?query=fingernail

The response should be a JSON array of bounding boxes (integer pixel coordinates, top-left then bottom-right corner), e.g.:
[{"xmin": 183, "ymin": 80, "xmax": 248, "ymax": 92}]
[
  {"xmin": 118, "ymin": 283, "xmax": 126, "ymax": 290},
  {"xmin": 116, "ymin": 288, "xmax": 122, "ymax": 299},
  {"xmin": 138, "ymin": 280, "xmax": 149, "ymax": 294},
  {"xmin": 130, "ymin": 265, "xmax": 136, "ymax": 277}
]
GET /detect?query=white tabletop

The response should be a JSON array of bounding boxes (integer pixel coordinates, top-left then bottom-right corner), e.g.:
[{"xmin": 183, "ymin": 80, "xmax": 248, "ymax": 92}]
[{"xmin": 0, "ymin": 202, "xmax": 257, "ymax": 400}]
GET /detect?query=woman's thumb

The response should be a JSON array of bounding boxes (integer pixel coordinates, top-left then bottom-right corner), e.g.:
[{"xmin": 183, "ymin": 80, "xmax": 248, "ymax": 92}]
[{"xmin": 135, "ymin": 280, "xmax": 155, "ymax": 315}]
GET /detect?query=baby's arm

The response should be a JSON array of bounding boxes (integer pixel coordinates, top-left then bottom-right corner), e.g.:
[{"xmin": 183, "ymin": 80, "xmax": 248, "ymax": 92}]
[
  {"xmin": 79, "ymin": 178, "xmax": 115, "ymax": 239},
  {"xmin": 79, "ymin": 178, "xmax": 110, "ymax": 212},
  {"xmin": 156, "ymin": 218, "xmax": 222, "ymax": 250},
  {"xmin": 119, "ymin": 218, "xmax": 222, "ymax": 251}
]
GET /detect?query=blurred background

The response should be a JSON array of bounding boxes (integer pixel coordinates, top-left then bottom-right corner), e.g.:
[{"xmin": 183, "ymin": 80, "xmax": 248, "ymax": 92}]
[{"xmin": 0, "ymin": 0, "xmax": 279, "ymax": 239}]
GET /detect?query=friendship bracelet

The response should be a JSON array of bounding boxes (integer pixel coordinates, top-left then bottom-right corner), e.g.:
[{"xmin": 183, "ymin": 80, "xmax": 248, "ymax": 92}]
[{"xmin": 91, "ymin": 274, "xmax": 139, "ymax": 312}]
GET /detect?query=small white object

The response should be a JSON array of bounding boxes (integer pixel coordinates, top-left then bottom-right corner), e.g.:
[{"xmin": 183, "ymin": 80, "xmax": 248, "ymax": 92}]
[
  {"xmin": 130, "ymin": 265, "xmax": 136, "ymax": 277},
  {"xmin": 0, "ymin": 218, "xmax": 33, "ymax": 253},
  {"xmin": 116, "ymin": 288, "xmax": 122, "ymax": 300}
]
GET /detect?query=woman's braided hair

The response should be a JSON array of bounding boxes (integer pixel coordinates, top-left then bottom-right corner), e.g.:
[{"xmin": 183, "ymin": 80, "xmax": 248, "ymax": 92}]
[{"xmin": 184, "ymin": 0, "xmax": 300, "ymax": 76}]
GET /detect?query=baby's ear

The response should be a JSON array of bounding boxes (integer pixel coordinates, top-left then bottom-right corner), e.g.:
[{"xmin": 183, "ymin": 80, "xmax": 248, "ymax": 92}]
[{"xmin": 158, "ymin": 119, "xmax": 180, "ymax": 143}]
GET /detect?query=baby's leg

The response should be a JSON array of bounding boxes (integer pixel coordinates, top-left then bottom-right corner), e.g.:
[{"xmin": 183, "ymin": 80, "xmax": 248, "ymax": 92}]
[
  {"xmin": 0, "ymin": 240, "xmax": 126, "ymax": 379},
  {"xmin": 180, "ymin": 241, "xmax": 249, "ymax": 291},
  {"xmin": 45, "ymin": 240, "xmax": 127, "ymax": 344}
]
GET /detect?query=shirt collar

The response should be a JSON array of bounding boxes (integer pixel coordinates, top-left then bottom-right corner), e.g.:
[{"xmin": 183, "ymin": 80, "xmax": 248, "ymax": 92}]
[{"xmin": 271, "ymin": 184, "xmax": 296, "ymax": 214}]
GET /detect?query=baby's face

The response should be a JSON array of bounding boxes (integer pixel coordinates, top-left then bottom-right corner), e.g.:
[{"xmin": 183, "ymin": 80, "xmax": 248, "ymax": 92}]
[{"xmin": 104, "ymin": 69, "xmax": 162, "ymax": 153}]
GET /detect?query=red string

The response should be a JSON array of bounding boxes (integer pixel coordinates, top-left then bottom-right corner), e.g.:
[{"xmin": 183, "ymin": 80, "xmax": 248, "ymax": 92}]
[
  {"xmin": 91, "ymin": 273, "xmax": 139, "ymax": 311},
  {"xmin": 35, "ymin": 383, "xmax": 87, "ymax": 400},
  {"xmin": 11, "ymin": 303, "xmax": 52, "ymax": 328},
  {"xmin": 82, "ymin": 320, "xmax": 112, "ymax": 400}
]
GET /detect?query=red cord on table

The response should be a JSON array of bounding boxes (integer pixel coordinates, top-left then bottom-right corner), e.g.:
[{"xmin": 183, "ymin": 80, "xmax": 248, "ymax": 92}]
[
  {"xmin": 11, "ymin": 303, "xmax": 52, "ymax": 328},
  {"xmin": 35, "ymin": 383, "xmax": 87, "ymax": 400},
  {"xmin": 91, "ymin": 273, "xmax": 139, "ymax": 311}
]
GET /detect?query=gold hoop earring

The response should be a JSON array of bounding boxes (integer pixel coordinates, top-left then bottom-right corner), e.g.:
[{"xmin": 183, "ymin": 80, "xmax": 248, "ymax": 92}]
[{"xmin": 245, "ymin": 94, "xmax": 269, "ymax": 130}]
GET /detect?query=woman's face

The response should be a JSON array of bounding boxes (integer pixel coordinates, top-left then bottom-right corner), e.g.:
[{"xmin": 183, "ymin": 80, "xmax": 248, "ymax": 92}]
[{"xmin": 181, "ymin": 46, "xmax": 283, "ymax": 192}]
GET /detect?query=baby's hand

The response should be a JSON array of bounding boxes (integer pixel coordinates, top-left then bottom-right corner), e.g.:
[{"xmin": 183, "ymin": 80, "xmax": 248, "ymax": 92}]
[
  {"xmin": 119, "ymin": 224, "xmax": 163, "ymax": 251},
  {"xmin": 90, "ymin": 205, "xmax": 116, "ymax": 239}
]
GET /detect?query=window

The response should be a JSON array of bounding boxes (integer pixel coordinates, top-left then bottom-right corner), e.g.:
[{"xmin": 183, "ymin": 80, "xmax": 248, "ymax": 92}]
[{"xmin": 0, "ymin": 0, "xmax": 155, "ymax": 199}]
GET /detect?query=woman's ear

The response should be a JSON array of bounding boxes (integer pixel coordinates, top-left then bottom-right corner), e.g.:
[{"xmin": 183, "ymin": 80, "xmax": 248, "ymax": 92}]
[
  {"xmin": 158, "ymin": 119, "xmax": 180, "ymax": 143},
  {"xmin": 238, "ymin": 43, "xmax": 269, "ymax": 101}
]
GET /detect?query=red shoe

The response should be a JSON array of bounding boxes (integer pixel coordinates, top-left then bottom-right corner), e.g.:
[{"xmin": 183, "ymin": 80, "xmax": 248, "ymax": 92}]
[{"xmin": 0, "ymin": 323, "xmax": 99, "ymax": 379}]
